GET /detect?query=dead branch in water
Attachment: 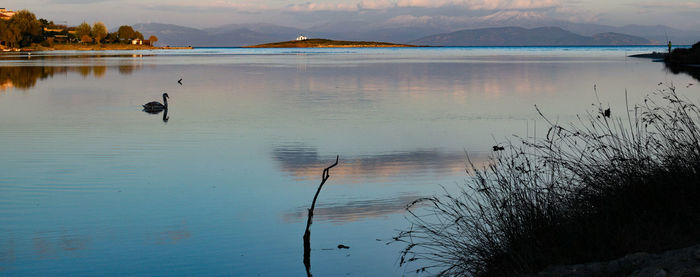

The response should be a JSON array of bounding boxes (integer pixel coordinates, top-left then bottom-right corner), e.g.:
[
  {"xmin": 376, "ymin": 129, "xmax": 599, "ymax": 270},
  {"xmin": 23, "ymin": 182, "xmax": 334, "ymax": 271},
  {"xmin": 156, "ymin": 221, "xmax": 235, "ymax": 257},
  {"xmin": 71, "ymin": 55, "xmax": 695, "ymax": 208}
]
[{"xmin": 303, "ymin": 155, "xmax": 339, "ymax": 277}]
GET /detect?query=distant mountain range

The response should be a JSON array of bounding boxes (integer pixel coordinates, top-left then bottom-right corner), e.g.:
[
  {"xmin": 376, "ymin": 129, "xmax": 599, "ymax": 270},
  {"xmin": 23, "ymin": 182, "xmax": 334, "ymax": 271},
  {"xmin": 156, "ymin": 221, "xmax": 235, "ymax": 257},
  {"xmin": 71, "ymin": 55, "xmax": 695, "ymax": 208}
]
[
  {"xmin": 133, "ymin": 20, "xmax": 698, "ymax": 47},
  {"xmin": 410, "ymin": 27, "xmax": 652, "ymax": 46}
]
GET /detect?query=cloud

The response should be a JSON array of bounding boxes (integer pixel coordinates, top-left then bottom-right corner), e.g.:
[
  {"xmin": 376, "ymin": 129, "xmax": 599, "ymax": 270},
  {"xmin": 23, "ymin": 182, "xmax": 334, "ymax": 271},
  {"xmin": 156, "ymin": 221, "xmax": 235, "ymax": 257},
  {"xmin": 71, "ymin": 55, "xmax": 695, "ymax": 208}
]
[
  {"xmin": 639, "ymin": 1, "xmax": 700, "ymax": 9},
  {"xmin": 360, "ymin": 0, "xmax": 393, "ymax": 10},
  {"xmin": 478, "ymin": 10, "xmax": 548, "ymax": 21},
  {"xmin": 287, "ymin": 2, "xmax": 359, "ymax": 12},
  {"xmin": 286, "ymin": 0, "xmax": 561, "ymax": 12},
  {"xmin": 385, "ymin": 15, "xmax": 434, "ymax": 25},
  {"xmin": 48, "ymin": 0, "xmax": 113, "ymax": 3},
  {"xmin": 146, "ymin": 1, "xmax": 271, "ymax": 11},
  {"xmin": 554, "ymin": 6, "xmax": 600, "ymax": 23}
]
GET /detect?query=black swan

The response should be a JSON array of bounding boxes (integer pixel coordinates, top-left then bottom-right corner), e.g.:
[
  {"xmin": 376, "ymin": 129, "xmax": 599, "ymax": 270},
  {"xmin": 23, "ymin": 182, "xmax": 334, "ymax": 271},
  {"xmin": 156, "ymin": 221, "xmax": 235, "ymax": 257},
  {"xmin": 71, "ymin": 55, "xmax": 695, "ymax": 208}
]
[{"xmin": 143, "ymin": 93, "xmax": 169, "ymax": 112}]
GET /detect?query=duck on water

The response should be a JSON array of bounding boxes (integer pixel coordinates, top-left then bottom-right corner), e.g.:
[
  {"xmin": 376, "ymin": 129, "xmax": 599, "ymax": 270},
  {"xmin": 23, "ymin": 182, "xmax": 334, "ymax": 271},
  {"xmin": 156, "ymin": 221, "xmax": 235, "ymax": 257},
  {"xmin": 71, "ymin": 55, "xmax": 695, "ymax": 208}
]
[{"xmin": 143, "ymin": 93, "xmax": 169, "ymax": 113}]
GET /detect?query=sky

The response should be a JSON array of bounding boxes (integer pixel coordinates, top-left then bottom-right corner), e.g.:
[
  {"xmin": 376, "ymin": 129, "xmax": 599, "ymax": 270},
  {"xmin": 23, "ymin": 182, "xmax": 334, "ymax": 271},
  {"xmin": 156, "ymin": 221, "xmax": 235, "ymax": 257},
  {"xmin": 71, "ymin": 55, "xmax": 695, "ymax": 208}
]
[{"xmin": 3, "ymin": 0, "xmax": 699, "ymax": 30}]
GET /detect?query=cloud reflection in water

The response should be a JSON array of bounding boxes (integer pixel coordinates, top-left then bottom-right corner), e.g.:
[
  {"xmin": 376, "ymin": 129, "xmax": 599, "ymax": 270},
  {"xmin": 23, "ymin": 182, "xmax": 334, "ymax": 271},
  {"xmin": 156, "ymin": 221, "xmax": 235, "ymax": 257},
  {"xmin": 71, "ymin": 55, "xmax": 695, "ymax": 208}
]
[
  {"xmin": 149, "ymin": 227, "xmax": 192, "ymax": 245},
  {"xmin": 31, "ymin": 233, "xmax": 91, "ymax": 259},
  {"xmin": 272, "ymin": 145, "xmax": 490, "ymax": 183},
  {"xmin": 283, "ymin": 194, "xmax": 427, "ymax": 224},
  {"xmin": 274, "ymin": 145, "xmax": 494, "ymax": 223}
]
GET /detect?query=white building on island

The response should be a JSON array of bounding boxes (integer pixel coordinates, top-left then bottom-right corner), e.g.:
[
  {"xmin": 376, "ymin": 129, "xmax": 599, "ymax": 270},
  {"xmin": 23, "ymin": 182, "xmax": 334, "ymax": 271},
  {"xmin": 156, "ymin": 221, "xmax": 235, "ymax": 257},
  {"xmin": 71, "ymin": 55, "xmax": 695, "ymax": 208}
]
[{"xmin": 296, "ymin": 35, "xmax": 308, "ymax": 41}]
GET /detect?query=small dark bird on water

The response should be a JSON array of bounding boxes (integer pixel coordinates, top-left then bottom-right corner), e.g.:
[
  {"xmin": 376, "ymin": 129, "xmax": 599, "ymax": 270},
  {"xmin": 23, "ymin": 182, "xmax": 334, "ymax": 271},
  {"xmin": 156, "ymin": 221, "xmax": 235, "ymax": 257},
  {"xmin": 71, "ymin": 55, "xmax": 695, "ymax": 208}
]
[
  {"xmin": 493, "ymin": 145, "xmax": 505, "ymax": 151},
  {"xmin": 604, "ymin": 108, "xmax": 611, "ymax": 118},
  {"xmin": 143, "ymin": 93, "xmax": 169, "ymax": 112},
  {"xmin": 687, "ymin": 83, "xmax": 694, "ymax": 88},
  {"xmin": 177, "ymin": 78, "xmax": 183, "ymax": 85},
  {"xmin": 337, "ymin": 244, "xmax": 350, "ymax": 249}
]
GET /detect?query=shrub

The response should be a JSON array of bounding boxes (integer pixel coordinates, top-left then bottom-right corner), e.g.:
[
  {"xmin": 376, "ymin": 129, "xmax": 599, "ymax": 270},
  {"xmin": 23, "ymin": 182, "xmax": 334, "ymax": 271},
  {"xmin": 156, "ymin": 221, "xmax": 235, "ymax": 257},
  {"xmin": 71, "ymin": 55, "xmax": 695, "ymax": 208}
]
[{"xmin": 395, "ymin": 85, "xmax": 700, "ymax": 276}]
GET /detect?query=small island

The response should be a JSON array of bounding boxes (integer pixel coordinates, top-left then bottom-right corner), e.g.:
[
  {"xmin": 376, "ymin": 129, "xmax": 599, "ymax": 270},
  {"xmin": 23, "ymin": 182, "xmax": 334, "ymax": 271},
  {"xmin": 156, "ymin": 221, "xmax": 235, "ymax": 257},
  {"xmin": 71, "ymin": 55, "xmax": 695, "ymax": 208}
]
[{"xmin": 246, "ymin": 38, "xmax": 417, "ymax": 48}]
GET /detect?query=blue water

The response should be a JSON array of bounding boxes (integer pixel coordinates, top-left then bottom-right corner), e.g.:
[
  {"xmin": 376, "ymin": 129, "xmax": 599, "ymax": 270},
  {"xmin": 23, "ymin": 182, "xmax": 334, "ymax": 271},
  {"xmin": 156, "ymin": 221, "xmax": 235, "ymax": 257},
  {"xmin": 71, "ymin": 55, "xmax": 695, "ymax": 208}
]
[{"xmin": 0, "ymin": 46, "xmax": 697, "ymax": 276}]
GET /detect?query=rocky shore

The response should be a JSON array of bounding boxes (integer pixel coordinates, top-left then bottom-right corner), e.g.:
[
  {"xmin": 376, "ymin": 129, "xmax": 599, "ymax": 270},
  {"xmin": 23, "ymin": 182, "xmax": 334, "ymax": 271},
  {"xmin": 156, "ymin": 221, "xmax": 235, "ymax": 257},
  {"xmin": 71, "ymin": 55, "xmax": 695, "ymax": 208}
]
[
  {"xmin": 628, "ymin": 52, "xmax": 667, "ymax": 60},
  {"xmin": 665, "ymin": 42, "xmax": 700, "ymax": 65},
  {"xmin": 528, "ymin": 244, "xmax": 700, "ymax": 277}
]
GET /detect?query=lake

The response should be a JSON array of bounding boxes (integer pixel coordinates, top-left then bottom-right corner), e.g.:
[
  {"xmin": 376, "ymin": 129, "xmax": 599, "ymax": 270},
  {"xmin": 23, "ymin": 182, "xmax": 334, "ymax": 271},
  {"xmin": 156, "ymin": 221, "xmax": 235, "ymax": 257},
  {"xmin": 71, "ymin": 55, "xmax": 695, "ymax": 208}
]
[{"xmin": 0, "ymin": 46, "xmax": 697, "ymax": 276}]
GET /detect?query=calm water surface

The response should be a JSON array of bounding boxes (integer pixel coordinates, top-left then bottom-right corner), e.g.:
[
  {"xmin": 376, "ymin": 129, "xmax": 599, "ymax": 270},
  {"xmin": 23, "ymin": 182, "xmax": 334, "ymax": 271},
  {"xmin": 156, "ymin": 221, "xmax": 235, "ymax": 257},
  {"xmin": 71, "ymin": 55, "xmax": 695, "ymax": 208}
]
[{"xmin": 0, "ymin": 47, "xmax": 698, "ymax": 276}]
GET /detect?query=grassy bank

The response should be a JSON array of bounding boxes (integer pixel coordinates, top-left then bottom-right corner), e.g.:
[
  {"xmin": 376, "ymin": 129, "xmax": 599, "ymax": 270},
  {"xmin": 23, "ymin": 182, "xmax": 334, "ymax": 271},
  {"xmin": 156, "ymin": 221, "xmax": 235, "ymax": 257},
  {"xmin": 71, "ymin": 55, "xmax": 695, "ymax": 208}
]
[{"xmin": 395, "ymin": 86, "xmax": 700, "ymax": 276}]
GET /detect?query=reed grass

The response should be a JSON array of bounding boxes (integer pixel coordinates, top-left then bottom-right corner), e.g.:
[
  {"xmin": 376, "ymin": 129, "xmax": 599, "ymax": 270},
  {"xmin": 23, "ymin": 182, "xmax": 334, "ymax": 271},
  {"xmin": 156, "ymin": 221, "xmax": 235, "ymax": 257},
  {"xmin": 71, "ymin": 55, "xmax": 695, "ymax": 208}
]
[{"xmin": 395, "ymin": 85, "xmax": 700, "ymax": 276}]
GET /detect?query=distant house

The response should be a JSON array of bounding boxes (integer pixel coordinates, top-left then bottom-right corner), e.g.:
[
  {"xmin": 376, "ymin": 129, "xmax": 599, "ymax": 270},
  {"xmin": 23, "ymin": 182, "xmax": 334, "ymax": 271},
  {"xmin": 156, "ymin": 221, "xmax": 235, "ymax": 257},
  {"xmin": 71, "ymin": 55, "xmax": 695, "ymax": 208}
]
[
  {"xmin": 296, "ymin": 35, "xmax": 308, "ymax": 41},
  {"xmin": 0, "ymin": 8, "xmax": 16, "ymax": 20},
  {"xmin": 131, "ymin": 39, "xmax": 151, "ymax": 46},
  {"xmin": 52, "ymin": 35, "xmax": 68, "ymax": 43},
  {"xmin": 43, "ymin": 27, "xmax": 65, "ymax": 33}
]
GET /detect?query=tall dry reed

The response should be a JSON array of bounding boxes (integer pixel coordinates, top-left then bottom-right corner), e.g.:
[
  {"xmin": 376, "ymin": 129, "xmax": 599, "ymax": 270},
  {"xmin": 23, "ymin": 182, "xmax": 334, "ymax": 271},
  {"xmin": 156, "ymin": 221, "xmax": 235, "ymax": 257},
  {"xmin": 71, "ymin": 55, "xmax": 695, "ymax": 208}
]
[{"xmin": 395, "ymin": 85, "xmax": 700, "ymax": 276}]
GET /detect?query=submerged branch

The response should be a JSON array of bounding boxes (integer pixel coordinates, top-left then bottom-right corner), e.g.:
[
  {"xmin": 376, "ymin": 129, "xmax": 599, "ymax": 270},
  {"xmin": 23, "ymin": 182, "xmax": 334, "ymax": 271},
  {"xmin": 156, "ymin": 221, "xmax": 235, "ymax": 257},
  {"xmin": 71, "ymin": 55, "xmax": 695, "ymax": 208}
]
[{"xmin": 303, "ymin": 155, "xmax": 339, "ymax": 277}]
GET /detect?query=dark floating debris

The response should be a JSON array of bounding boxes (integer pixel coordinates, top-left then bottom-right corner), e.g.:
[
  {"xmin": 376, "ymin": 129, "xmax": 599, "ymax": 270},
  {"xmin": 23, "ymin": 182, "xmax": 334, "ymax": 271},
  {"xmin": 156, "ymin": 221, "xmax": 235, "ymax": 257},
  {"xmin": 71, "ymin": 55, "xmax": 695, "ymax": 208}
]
[
  {"xmin": 177, "ymin": 78, "xmax": 183, "ymax": 85},
  {"xmin": 604, "ymin": 108, "xmax": 611, "ymax": 118},
  {"xmin": 493, "ymin": 145, "xmax": 505, "ymax": 151},
  {"xmin": 337, "ymin": 244, "xmax": 350, "ymax": 249}
]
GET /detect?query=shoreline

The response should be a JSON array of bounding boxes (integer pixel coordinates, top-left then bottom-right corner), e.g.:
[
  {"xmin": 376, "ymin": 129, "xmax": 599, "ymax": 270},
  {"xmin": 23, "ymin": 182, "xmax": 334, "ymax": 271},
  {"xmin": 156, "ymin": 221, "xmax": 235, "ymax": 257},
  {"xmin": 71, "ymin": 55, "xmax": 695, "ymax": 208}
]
[
  {"xmin": 245, "ymin": 38, "xmax": 418, "ymax": 48},
  {"xmin": 628, "ymin": 51, "xmax": 667, "ymax": 59},
  {"xmin": 1, "ymin": 45, "xmax": 194, "ymax": 52},
  {"xmin": 246, "ymin": 44, "xmax": 418, "ymax": 48}
]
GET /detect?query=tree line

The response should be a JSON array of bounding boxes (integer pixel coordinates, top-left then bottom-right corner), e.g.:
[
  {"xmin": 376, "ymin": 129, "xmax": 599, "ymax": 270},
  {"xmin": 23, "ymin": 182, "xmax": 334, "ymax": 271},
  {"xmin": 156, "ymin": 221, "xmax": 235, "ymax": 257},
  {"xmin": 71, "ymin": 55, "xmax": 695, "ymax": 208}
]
[{"xmin": 0, "ymin": 9, "xmax": 157, "ymax": 48}]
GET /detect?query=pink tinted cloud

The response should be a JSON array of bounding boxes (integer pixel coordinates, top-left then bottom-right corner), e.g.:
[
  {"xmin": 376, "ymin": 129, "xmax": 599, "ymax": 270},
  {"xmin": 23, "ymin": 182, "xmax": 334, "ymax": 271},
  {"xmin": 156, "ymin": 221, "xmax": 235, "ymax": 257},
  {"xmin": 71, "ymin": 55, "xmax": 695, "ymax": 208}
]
[
  {"xmin": 168, "ymin": 0, "xmax": 271, "ymax": 10},
  {"xmin": 395, "ymin": 0, "xmax": 560, "ymax": 9},
  {"xmin": 287, "ymin": 0, "xmax": 561, "ymax": 12},
  {"xmin": 640, "ymin": 1, "xmax": 700, "ymax": 9}
]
